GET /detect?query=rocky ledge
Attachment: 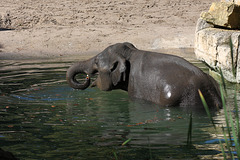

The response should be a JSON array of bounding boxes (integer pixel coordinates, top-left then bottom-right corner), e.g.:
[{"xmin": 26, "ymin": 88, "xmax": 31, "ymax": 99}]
[{"xmin": 195, "ymin": 1, "xmax": 240, "ymax": 83}]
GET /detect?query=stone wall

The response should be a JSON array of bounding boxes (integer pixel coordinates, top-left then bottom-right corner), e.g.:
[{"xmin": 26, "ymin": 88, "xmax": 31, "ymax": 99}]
[
  {"xmin": 195, "ymin": 1, "xmax": 240, "ymax": 83},
  {"xmin": 195, "ymin": 21, "xmax": 240, "ymax": 83},
  {"xmin": 201, "ymin": 1, "xmax": 240, "ymax": 29},
  {"xmin": 222, "ymin": 0, "xmax": 240, "ymax": 5}
]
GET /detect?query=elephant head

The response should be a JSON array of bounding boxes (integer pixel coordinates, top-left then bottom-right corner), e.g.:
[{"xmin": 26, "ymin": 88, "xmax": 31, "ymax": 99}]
[{"xmin": 66, "ymin": 43, "xmax": 136, "ymax": 91}]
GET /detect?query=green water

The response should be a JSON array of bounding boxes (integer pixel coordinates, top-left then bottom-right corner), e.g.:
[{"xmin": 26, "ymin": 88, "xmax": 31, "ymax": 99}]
[{"xmin": 0, "ymin": 56, "xmax": 238, "ymax": 159}]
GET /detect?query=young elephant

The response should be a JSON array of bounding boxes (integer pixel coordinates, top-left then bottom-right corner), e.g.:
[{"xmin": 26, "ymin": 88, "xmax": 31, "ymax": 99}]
[{"xmin": 66, "ymin": 42, "xmax": 222, "ymax": 109}]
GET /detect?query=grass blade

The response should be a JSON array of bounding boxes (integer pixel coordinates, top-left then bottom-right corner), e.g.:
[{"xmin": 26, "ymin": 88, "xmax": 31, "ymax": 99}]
[
  {"xmin": 229, "ymin": 37, "xmax": 236, "ymax": 78},
  {"xmin": 113, "ymin": 152, "xmax": 118, "ymax": 160},
  {"xmin": 148, "ymin": 137, "xmax": 153, "ymax": 160},
  {"xmin": 187, "ymin": 112, "xmax": 193, "ymax": 146},
  {"xmin": 122, "ymin": 138, "xmax": 132, "ymax": 146},
  {"xmin": 220, "ymin": 85, "xmax": 232, "ymax": 145},
  {"xmin": 233, "ymin": 87, "xmax": 240, "ymax": 143},
  {"xmin": 198, "ymin": 89, "xmax": 216, "ymax": 129},
  {"xmin": 222, "ymin": 126, "xmax": 233, "ymax": 159},
  {"xmin": 219, "ymin": 68, "xmax": 227, "ymax": 95},
  {"xmin": 219, "ymin": 136, "xmax": 227, "ymax": 160},
  {"xmin": 229, "ymin": 113, "xmax": 240, "ymax": 159}
]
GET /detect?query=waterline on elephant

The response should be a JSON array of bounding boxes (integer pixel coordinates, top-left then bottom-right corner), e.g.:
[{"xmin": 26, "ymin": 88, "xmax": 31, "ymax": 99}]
[{"xmin": 66, "ymin": 42, "xmax": 222, "ymax": 109}]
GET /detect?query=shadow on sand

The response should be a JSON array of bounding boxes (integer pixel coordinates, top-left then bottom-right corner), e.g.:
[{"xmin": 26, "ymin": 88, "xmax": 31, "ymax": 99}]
[
  {"xmin": 0, "ymin": 28, "xmax": 12, "ymax": 31},
  {"xmin": 0, "ymin": 43, "xmax": 3, "ymax": 50}
]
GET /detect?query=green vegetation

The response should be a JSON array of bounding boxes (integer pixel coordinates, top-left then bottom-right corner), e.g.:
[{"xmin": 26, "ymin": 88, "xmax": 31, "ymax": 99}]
[
  {"xmin": 229, "ymin": 37, "xmax": 237, "ymax": 78},
  {"xmin": 196, "ymin": 36, "xmax": 240, "ymax": 159},
  {"xmin": 199, "ymin": 76, "xmax": 240, "ymax": 159},
  {"xmin": 187, "ymin": 112, "xmax": 193, "ymax": 146},
  {"xmin": 121, "ymin": 138, "xmax": 132, "ymax": 146}
]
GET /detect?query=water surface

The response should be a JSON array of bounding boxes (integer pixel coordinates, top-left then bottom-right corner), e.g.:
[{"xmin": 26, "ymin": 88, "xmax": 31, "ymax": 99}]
[{"xmin": 0, "ymin": 54, "xmax": 238, "ymax": 159}]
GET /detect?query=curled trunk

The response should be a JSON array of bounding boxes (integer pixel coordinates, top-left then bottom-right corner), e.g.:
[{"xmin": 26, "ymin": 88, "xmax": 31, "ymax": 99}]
[{"xmin": 66, "ymin": 59, "xmax": 94, "ymax": 90}]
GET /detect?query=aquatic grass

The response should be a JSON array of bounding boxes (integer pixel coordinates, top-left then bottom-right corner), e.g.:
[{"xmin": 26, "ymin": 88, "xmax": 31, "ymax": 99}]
[
  {"xmin": 198, "ymin": 89, "xmax": 229, "ymax": 159},
  {"xmin": 148, "ymin": 137, "xmax": 153, "ymax": 160},
  {"xmin": 113, "ymin": 152, "xmax": 118, "ymax": 160},
  {"xmin": 218, "ymin": 71, "xmax": 240, "ymax": 159},
  {"xmin": 199, "ymin": 88, "xmax": 234, "ymax": 159},
  {"xmin": 229, "ymin": 112, "xmax": 240, "ymax": 159},
  {"xmin": 198, "ymin": 70, "xmax": 240, "ymax": 159},
  {"xmin": 221, "ymin": 129, "xmax": 229, "ymax": 159},
  {"xmin": 234, "ymin": 88, "xmax": 240, "ymax": 143},
  {"xmin": 219, "ymin": 68, "xmax": 227, "ymax": 94},
  {"xmin": 222, "ymin": 124, "xmax": 234, "ymax": 159},
  {"xmin": 198, "ymin": 90, "xmax": 216, "ymax": 129},
  {"xmin": 113, "ymin": 138, "xmax": 132, "ymax": 160},
  {"xmin": 229, "ymin": 37, "xmax": 236, "ymax": 78},
  {"xmin": 122, "ymin": 138, "xmax": 132, "ymax": 146},
  {"xmin": 220, "ymin": 85, "xmax": 232, "ymax": 145},
  {"xmin": 187, "ymin": 112, "xmax": 193, "ymax": 147}
]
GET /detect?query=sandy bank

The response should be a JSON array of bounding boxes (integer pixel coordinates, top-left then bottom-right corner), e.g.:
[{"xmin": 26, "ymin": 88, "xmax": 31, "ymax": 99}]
[{"xmin": 0, "ymin": 0, "xmax": 216, "ymax": 59}]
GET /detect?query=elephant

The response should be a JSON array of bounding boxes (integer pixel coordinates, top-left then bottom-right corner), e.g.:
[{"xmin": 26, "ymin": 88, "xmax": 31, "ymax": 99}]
[{"xmin": 66, "ymin": 42, "xmax": 222, "ymax": 109}]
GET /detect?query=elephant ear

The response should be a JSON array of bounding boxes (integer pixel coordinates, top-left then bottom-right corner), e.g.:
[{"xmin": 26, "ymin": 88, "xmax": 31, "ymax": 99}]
[{"xmin": 111, "ymin": 57, "xmax": 126, "ymax": 86}]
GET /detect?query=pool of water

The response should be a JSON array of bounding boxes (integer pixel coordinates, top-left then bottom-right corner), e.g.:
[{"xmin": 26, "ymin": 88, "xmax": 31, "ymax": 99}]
[{"xmin": 0, "ymin": 54, "xmax": 238, "ymax": 159}]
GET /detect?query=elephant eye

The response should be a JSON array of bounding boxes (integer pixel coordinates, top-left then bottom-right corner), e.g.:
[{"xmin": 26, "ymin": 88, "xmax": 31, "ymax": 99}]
[{"xmin": 111, "ymin": 62, "xmax": 118, "ymax": 72}]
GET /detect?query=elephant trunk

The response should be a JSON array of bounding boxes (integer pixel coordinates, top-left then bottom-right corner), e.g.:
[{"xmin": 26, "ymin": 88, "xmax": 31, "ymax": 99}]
[{"xmin": 66, "ymin": 58, "xmax": 95, "ymax": 90}]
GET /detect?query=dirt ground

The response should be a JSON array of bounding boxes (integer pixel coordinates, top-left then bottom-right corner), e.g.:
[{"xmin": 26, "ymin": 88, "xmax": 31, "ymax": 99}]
[{"xmin": 0, "ymin": 0, "xmax": 216, "ymax": 59}]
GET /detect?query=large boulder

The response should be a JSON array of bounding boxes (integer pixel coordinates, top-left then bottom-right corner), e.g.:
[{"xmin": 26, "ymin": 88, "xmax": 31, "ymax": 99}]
[
  {"xmin": 223, "ymin": 0, "xmax": 240, "ymax": 5},
  {"xmin": 195, "ymin": 18, "xmax": 240, "ymax": 83},
  {"xmin": 201, "ymin": 1, "xmax": 240, "ymax": 29}
]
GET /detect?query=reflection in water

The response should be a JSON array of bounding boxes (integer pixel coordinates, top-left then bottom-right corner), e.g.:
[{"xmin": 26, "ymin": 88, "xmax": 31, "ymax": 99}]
[{"xmin": 0, "ymin": 57, "xmax": 238, "ymax": 159}]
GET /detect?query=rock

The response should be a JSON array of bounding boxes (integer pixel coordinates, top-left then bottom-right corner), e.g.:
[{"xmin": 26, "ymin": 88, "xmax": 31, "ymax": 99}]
[
  {"xmin": 195, "ymin": 18, "xmax": 240, "ymax": 83},
  {"xmin": 237, "ymin": 0, "xmax": 240, "ymax": 5},
  {"xmin": 195, "ymin": 18, "xmax": 214, "ymax": 33},
  {"xmin": 201, "ymin": 2, "xmax": 240, "ymax": 29},
  {"xmin": 221, "ymin": 0, "xmax": 240, "ymax": 5}
]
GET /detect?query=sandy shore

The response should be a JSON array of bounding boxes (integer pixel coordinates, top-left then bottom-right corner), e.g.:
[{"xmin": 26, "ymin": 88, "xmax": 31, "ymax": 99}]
[{"xmin": 0, "ymin": 0, "xmax": 216, "ymax": 59}]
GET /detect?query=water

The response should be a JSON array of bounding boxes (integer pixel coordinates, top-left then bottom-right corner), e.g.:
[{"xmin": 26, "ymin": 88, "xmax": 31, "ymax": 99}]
[{"xmin": 0, "ymin": 55, "xmax": 238, "ymax": 159}]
